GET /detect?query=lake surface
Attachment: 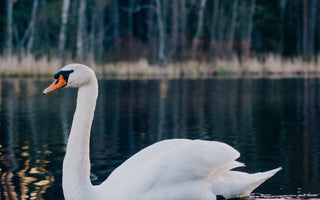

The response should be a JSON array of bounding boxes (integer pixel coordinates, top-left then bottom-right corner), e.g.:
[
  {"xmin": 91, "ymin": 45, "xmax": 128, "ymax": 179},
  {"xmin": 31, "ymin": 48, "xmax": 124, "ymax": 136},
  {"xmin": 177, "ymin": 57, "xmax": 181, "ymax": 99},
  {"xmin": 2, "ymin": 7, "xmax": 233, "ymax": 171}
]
[{"xmin": 0, "ymin": 78, "xmax": 320, "ymax": 199}]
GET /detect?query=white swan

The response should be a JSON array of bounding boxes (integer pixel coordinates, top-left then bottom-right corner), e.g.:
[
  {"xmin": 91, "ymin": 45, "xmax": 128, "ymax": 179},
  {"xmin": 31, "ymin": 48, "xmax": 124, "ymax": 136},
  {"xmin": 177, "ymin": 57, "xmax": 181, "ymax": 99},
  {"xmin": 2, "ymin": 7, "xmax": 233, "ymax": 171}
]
[{"xmin": 43, "ymin": 64, "xmax": 281, "ymax": 200}]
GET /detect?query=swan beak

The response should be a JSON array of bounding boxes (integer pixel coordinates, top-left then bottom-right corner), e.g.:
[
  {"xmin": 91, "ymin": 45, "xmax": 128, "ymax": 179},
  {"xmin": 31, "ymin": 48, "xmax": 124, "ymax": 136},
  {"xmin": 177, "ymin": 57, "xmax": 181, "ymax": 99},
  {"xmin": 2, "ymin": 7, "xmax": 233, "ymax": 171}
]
[{"xmin": 42, "ymin": 75, "xmax": 67, "ymax": 95}]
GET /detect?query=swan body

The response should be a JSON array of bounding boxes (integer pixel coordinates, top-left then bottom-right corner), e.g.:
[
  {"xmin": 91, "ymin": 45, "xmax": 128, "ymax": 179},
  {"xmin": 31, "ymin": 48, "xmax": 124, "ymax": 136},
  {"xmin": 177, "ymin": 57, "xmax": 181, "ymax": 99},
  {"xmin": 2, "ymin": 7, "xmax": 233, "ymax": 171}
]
[{"xmin": 43, "ymin": 64, "xmax": 281, "ymax": 200}]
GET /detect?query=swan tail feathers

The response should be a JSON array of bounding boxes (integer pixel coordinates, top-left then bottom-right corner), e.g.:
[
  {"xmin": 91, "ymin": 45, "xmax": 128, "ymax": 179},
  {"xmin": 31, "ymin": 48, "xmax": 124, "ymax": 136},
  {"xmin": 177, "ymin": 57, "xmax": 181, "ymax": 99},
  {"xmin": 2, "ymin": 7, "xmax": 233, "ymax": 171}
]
[
  {"xmin": 241, "ymin": 167, "xmax": 283, "ymax": 198},
  {"xmin": 239, "ymin": 167, "xmax": 282, "ymax": 197},
  {"xmin": 253, "ymin": 167, "xmax": 282, "ymax": 181},
  {"xmin": 211, "ymin": 167, "xmax": 282, "ymax": 199}
]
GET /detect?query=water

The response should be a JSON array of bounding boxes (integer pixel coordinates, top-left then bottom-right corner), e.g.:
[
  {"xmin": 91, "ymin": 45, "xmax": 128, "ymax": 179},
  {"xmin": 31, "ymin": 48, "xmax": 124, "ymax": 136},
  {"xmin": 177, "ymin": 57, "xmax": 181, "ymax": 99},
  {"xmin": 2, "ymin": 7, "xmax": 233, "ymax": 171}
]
[{"xmin": 0, "ymin": 78, "xmax": 320, "ymax": 200}]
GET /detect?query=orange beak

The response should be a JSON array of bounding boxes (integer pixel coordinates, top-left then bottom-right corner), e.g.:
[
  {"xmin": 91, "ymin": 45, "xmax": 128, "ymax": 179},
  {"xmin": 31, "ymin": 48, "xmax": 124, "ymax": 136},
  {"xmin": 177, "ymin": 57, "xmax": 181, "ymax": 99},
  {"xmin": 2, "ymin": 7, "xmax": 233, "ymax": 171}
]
[{"xmin": 42, "ymin": 75, "xmax": 67, "ymax": 95}]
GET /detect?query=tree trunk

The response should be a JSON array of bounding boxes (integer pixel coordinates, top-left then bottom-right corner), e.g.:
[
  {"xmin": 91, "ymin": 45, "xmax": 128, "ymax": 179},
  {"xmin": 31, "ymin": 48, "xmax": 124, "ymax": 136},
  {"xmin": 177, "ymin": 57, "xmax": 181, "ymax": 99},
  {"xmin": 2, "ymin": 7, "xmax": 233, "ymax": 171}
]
[
  {"xmin": 247, "ymin": 0, "xmax": 255, "ymax": 45},
  {"xmin": 90, "ymin": 0, "xmax": 107, "ymax": 63},
  {"xmin": 170, "ymin": 0, "xmax": 179, "ymax": 56},
  {"xmin": 76, "ymin": 0, "xmax": 86, "ymax": 62},
  {"xmin": 318, "ymin": 2, "xmax": 320, "ymax": 55},
  {"xmin": 296, "ymin": 1, "xmax": 302, "ymax": 55},
  {"xmin": 279, "ymin": 0, "xmax": 286, "ymax": 54},
  {"xmin": 59, "ymin": 0, "xmax": 70, "ymax": 65},
  {"xmin": 5, "ymin": 0, "xmax": 13, "ymax": 57},
  {"xmin": 302, "ymin": 0, "xmax": 309, "ymax": 59},
  {"xmin": 96, "ymin": 8, "xmax": 105, "ymax": 63},
  {"xmin": 180, "ymin": 0, "xmax": 187, "ymax": 58},
  {"xmin": 155, "ymin": 0, "xmax": 166, "ymax": 66},
  {"xmin": 243, "ymin": 0, "xmax": 255, "ymax": 58},
  {"xmin": 27, "ymin": 0, "xmax": 39, "ymax": 55},
  {"xmin": 210, "ymin": 0, "xmax": 219, "ymax": 56},
  {"xmin": 192, "ymin": 0, "xmax": 207, "ymax": 58},
  {"xmin": 216, "ymin": 3, "xmax": 227, "ymax": 56},
  {"xmin": 112, "ymin": 0, "xmax": 120, "ymax": 49},
  {"xmin": 88, "ymin": 6, "xmax": 95, "ymax": 63},
  {"xmin": 128, "ymin": 0, "xmax": 134, "ymax": 47},
  {"xmin": 228, "ymin": 0, "xmax": 238, "ymax": 57},
  {"xmin": 308, "ymin": 0, "xmax": 317, "ymax": 57},
  {"xmin": 147, "ymin": 3, "xmax": 155, "ymax": 44}
]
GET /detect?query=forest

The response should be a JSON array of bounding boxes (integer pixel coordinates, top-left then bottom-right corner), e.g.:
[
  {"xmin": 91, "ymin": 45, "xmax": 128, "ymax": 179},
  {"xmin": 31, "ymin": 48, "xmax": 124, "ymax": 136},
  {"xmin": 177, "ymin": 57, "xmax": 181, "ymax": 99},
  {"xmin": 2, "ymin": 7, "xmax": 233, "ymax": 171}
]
[{"xmin": 0, "ymin": 0, "xmax": 320, "ymax": 76}]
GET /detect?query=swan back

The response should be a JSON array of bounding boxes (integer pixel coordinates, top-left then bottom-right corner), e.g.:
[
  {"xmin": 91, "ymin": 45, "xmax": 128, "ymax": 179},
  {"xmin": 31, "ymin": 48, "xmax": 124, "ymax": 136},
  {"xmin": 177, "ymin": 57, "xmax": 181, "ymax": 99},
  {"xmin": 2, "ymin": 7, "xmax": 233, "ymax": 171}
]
[
  {"xmin": 100, "ymin": 140, "xmax": 239, "ymax": 198},
  {"xmin": 99, "ymin": 139, "xmax": 281, "ymax": 200}
]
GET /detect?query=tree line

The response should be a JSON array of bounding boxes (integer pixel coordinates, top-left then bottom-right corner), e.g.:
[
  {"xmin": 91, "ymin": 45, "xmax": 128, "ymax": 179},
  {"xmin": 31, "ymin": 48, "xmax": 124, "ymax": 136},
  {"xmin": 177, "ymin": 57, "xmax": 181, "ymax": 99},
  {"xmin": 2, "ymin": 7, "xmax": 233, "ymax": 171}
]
[{"xmin": 1, "ymin": 0, "xmax": 319, "ymax": 66}]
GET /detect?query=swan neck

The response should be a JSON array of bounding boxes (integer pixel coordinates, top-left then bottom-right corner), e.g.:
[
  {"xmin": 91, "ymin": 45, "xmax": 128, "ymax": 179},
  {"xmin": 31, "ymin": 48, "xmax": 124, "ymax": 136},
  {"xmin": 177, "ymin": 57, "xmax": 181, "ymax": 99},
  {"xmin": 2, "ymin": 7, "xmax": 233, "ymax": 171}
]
[{"xmin": 62, "ymin": 80, "xmax": 98, "ymax": 199}]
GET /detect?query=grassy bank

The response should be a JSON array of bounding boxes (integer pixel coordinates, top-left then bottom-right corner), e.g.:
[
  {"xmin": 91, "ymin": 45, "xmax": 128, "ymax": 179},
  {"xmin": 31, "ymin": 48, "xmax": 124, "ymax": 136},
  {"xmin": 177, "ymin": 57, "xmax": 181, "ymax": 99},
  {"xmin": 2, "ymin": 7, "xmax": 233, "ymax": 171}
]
[{"xmin": 1, "ymin": 55, "xmax": 320, "ymax": 78}]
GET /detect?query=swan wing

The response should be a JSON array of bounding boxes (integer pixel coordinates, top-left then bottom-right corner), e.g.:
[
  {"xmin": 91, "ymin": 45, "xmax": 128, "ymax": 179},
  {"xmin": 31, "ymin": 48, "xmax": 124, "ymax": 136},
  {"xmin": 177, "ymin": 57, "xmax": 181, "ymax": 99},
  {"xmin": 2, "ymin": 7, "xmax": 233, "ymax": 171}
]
[{"xmin": 101, "ymin": 139, "xmax": 240, "ymax": 194}]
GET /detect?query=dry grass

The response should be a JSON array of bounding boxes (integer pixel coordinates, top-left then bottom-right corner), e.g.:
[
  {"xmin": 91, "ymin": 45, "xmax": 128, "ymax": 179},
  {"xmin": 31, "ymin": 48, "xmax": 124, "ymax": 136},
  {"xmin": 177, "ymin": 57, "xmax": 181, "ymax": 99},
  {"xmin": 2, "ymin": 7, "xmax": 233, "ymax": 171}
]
[
  {"xmin": 0, "ymin": 55, "xmax": 60, "ymax": 77},
  {"xmin": 1, "ymin": 54, "xmax": 320, "ymax": 78}
]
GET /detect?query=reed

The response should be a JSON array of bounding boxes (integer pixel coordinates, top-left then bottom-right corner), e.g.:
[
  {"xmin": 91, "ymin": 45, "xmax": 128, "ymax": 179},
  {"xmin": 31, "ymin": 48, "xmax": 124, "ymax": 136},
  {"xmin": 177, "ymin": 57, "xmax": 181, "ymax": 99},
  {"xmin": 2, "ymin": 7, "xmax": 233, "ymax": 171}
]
[
  {"xmin": 0, "ymin": 55, "xmax": 60, "ymax": 77},
  {"xmin": 1, "ymin": 54, "xmax": 320, "ymax": 78}
]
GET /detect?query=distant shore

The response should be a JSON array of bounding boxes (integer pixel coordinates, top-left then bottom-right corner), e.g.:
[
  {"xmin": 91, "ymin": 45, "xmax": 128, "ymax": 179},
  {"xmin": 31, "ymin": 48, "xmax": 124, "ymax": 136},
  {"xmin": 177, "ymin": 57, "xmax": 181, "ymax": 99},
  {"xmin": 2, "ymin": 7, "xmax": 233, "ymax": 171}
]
[{"xmin": 1, "ymin": 55, "xmax": 320, "ymax": 79}]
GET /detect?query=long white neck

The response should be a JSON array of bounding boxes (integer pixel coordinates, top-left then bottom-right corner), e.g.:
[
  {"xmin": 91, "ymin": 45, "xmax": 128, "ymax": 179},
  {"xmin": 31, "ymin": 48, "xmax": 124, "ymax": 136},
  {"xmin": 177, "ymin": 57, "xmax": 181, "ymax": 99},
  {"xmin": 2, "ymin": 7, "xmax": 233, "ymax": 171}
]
[{"xmin": 62, "ymin": 78, "xmax": 98, "ymax": 199}]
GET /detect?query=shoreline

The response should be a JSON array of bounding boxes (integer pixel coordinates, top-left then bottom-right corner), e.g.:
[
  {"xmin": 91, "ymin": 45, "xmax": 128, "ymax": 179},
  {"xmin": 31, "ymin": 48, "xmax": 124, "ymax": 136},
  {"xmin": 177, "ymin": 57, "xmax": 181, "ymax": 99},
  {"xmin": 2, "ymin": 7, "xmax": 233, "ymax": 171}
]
[{"xmin": 1, "ymin": 55, "xmax": 320, "ymax": 79}]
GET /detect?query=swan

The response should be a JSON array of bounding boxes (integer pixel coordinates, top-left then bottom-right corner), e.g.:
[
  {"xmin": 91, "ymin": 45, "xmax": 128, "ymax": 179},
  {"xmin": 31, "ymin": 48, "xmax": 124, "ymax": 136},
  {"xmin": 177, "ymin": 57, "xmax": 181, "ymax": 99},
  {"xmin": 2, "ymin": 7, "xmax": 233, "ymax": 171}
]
[{"xmin": 43, "ymin": 63, "xmax": 281, "ymax": 200}]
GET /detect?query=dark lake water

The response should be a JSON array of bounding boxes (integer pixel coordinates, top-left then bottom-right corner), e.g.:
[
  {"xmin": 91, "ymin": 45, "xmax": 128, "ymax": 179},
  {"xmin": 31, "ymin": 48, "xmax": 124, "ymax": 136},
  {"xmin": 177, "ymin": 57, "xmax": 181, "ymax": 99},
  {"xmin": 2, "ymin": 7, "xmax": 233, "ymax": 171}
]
[{"xmin": 0, "ymin": 78, "xmax": 320, "ymax": 199}]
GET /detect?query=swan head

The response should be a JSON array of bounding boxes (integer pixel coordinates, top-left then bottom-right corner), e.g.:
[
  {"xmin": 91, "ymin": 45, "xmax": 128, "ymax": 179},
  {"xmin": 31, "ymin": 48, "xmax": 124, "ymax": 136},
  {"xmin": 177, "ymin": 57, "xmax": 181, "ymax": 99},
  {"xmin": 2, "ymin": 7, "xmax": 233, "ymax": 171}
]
[{"xmin": 42, "ymin": 63, "xmax": 96, "ymax": 94}]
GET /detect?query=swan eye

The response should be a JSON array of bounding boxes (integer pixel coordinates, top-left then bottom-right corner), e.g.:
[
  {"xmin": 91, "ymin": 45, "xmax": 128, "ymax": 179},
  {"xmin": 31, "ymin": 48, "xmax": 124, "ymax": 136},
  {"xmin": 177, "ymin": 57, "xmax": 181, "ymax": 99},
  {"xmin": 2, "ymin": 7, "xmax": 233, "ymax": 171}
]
[{"xmin": 53, "ymin": 70, "xmax": 74, "ymax": 83}]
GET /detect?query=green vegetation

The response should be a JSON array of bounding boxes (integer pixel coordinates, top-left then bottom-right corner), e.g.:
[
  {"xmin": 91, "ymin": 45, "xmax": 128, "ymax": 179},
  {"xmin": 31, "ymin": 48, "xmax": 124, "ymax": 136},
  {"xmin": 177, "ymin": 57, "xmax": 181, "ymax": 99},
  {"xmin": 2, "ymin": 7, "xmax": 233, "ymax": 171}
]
[{"xmin": 1, "ymin": 0, "xmax": 319, "ymax": 75}]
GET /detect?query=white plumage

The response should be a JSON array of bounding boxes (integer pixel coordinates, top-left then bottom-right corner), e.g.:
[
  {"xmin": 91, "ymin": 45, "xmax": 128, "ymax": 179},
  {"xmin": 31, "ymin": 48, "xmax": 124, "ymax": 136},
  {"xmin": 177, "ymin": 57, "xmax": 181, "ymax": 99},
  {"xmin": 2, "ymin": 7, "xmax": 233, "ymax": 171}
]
[{"xmin": 43, "ymin": 64, "xmax": 281, "ymax": 200}]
